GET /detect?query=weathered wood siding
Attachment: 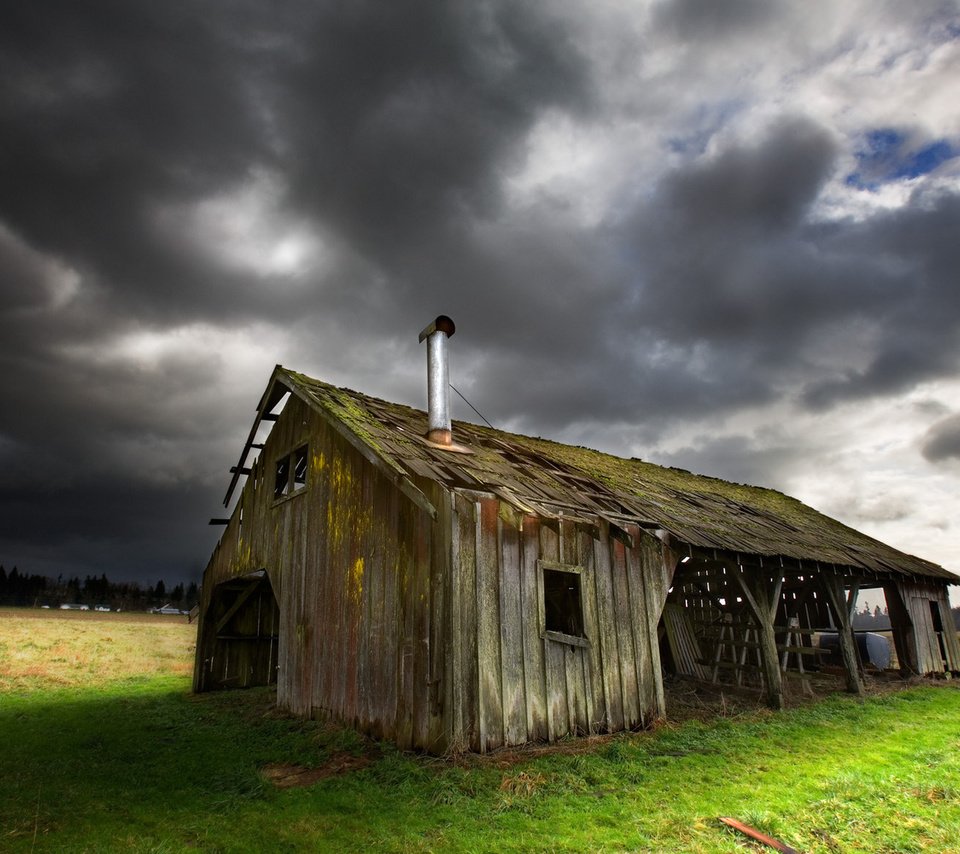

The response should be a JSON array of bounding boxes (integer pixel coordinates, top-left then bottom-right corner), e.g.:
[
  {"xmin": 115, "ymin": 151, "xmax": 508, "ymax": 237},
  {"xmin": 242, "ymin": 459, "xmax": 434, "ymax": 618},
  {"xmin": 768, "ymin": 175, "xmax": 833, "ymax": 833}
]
[
  {"xmin": 448, "ymin": 494, "xmax": 670, "ymax": 752},
  {"xmin": 895, "ymin": 579, "xmax": 960, "ymax": 674},
  {"xmin": 197, "ymin": 394, "xmax": 446, "ymax": 751}
]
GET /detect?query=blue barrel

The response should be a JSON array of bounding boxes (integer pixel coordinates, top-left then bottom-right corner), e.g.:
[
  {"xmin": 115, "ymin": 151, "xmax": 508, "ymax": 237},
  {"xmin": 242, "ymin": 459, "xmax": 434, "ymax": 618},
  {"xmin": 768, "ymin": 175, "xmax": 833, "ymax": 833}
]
[{"xmin": 818, "ymin": 632, "xmax": 891, "ymax": 669}]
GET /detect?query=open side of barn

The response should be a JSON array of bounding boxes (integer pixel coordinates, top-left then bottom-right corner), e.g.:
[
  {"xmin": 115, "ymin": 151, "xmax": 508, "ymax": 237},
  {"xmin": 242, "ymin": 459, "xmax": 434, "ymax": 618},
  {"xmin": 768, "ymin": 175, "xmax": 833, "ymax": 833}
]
[{"xmin": 195, "ymin": 365, "xmax": 959, "ymax": 754}]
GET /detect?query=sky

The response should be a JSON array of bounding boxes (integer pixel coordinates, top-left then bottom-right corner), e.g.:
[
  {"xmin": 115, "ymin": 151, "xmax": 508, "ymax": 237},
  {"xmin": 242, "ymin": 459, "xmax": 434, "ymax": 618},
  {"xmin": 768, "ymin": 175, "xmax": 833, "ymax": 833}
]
[{"xmin": 1, "ymin": 1, "xmax": 958, "ymax": 606}]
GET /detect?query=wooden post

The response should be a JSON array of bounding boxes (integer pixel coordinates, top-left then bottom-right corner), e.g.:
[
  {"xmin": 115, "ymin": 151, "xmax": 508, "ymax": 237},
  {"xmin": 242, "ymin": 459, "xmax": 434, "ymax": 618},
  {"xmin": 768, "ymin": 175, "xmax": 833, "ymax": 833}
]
[
  {"xmin": 781, "ymin": 616, "xmax": 812, "ymax": 696},
  {"xmin": 821, "ymin": 573, "xmax": 864, "ymax": 696},
  {"xmin": 730, "ymin": 566, "xmax": 784, "ymax": 710},
  {"xmin": 711, "ymin": 612, "xmax": 734, "ymax": 684},
  {"xmin": 883, "ymin": 582, "xmax": 919, "ymax": 676}
]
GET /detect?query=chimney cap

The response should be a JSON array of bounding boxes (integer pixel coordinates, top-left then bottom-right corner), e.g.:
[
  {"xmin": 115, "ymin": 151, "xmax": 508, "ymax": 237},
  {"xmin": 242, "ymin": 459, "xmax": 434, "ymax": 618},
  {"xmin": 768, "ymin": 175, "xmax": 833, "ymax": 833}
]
[{"xmin": 418, "ymin": 315, "xmax": 456, "ymax": 343}]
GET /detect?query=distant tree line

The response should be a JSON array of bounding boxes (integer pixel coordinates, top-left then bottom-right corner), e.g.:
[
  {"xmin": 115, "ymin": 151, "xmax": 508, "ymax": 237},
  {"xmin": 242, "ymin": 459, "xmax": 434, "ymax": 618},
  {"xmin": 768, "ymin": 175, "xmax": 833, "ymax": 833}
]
[
  {"xmin": 851, "ymin": 603, "xmax": 960, "ymax": 631},
  {"xmin": 0, "ymin": 565, "xmax": 198, "ymax": 611}
]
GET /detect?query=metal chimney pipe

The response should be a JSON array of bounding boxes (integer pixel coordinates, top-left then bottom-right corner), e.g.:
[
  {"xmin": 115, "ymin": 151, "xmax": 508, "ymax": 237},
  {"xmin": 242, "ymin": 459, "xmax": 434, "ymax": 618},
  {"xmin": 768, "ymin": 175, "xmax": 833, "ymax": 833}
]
[{"xmin": 418, "ymin": 315, "xmax": 456, "ymax": 445}]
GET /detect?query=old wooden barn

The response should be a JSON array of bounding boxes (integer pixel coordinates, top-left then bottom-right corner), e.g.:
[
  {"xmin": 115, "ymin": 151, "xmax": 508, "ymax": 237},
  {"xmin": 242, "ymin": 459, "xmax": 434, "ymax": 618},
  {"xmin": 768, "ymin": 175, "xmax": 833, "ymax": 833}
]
[{"xmin": 195, "ymin": 317, "xmax": 960, "ymax": 754}]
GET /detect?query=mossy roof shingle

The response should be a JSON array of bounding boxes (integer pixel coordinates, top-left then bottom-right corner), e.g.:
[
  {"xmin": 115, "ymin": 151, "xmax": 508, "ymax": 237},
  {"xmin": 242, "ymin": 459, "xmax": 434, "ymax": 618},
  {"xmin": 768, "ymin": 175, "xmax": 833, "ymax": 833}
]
[{"xmin": 281, "ymin": 369, "xmax": 956, "ymax": 582}]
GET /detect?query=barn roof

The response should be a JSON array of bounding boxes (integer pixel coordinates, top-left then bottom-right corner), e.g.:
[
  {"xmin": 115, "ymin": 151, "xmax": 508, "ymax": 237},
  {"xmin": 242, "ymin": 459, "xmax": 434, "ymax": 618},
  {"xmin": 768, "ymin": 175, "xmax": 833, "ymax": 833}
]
[{"xmin": 241, "ymin": 367, "xmax": 956, "ymax": 583}]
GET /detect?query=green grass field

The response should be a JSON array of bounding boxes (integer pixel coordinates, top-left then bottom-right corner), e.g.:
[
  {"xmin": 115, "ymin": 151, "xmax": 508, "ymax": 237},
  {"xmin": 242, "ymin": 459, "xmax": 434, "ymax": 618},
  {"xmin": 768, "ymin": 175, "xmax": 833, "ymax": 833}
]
[{"xmin": 1, "ymin": 608, "xmax": 959, "ymax": 853}]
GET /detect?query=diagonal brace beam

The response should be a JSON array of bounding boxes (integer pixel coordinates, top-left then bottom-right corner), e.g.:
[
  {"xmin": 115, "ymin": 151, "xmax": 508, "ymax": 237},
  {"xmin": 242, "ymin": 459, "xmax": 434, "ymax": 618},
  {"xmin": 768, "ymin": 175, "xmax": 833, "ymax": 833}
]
[
  {"xmin": 216, "ymin": 579, "xmax": 264, "ymax": 634},
  {"xmin": 729, "ymin": 565, "xmax": 784, "ymax": 710}
]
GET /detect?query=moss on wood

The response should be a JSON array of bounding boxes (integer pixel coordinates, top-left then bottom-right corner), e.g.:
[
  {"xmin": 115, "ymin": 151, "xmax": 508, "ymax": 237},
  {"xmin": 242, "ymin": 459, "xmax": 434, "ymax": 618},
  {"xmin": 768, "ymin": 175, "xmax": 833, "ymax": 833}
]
[{"xmin": 275, "ymin": 368, "xmax": 954, "ymax": 583}]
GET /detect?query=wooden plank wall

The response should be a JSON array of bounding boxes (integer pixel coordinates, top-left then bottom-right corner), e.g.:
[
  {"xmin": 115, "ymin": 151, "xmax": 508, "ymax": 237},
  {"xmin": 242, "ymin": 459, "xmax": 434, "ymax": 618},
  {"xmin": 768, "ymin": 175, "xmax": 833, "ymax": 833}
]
[
  {"xmin": 197, "ymin": 395, "xmax": 444, "ymax": 751},
  {"xmin": 449, "ymin": 496, "xmax": 669, "ymax": 752},
  {"xmin": 199, "ymin": 399, "xmax": 679, "ymax": 753},
  {"xmin": 896, "ymin": 579, "xmax": 960, "ymax": 674}
]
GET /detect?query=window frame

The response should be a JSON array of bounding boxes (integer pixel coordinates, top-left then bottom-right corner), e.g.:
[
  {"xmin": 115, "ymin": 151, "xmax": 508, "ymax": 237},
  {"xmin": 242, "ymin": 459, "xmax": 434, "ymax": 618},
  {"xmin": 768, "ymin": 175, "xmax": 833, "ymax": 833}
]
[
  {"xmin": 272, "ymin": 443, "xmax": 309, "ymax": 504},
  {"xmin": 537, "ymin": 559, "xmax": 590, "ymax": 648}
]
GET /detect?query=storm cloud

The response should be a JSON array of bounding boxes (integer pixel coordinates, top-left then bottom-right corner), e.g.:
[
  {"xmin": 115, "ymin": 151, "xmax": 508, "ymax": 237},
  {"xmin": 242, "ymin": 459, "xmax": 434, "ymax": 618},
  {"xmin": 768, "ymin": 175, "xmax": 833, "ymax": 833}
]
[
  {"xmin": 922, "ymin": 413, "xmax": 960, "ymax": 463},
  {"xmin": 1, "ymin": 1, "xmax": 959, "ymax": 586}
]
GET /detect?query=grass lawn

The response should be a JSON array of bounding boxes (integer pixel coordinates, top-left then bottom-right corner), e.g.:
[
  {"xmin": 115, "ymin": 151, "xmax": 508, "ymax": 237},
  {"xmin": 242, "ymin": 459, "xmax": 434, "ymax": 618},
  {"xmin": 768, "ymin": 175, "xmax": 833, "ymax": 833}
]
[{"xmin": 1, "ymin": 608, "xmax": 959, "ymax": 852}]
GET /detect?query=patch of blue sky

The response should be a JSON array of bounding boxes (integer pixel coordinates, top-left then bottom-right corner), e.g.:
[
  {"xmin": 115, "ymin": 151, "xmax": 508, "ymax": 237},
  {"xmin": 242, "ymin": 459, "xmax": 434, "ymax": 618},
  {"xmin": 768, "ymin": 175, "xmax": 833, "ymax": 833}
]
[
  {"xmin": 892, "ymin": 140, "xmax": 956, "ymax": 179},
  {"xmin": 845, "ymin": 128, "xmax": 957, "ymax": 190}
]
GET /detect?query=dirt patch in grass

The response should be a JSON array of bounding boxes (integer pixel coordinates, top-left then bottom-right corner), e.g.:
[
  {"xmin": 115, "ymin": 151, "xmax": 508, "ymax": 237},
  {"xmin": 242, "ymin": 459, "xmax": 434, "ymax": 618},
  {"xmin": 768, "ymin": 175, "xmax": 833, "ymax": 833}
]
[{"xmin": 261, "ymin": 752, "xmax": 378, "ymax": 788}]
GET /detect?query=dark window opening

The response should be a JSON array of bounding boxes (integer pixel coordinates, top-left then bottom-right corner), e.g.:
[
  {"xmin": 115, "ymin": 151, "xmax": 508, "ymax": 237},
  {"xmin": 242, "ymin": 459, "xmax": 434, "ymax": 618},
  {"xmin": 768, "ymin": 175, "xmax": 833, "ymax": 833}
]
[
  {"xmin": 274, "ymin": 455, "xmax": 290, "ymax": 498},
  {"xmin": 274, "ymin": 444, "xmax": 309, "ymax": 500},
  {"xmin": 931, "ymin": 600, "xmax": 948, "ymax": 665},
  {"xmin": 294, "ymin": 444, "xmax": 308, "ymax": 488},
  {"xmin": 930, "ymin": 600, "xmax": 944, "ymax": 633},
  {"xmin": 543, "ymin": 566, "xmax": 584, "ymax": 638}
]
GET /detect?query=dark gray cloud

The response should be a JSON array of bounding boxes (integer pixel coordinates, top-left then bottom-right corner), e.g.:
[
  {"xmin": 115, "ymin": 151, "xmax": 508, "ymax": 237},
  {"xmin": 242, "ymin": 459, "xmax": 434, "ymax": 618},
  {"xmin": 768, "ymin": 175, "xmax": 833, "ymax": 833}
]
[
  {"xmin": 279, "ymin": 4, "xmax": 590, "ymax": 254},
  {"xmin": 1, "ymin": 2, "xmax": 959, "ymax": 584},
  {"xmin": 922, "ymin": 413, "xmax": 960, "ymax": 462},
  {"xmin": 0, "ymin": 1, "xmax": 596, "ymax": 583},
  {"xmin": 652, "ymin": 0, "xmax": 776, "ymax": 39},
  {"xmin": 627, "ymin": 118, "xmax": 840, "ymax": 341},
  {"xmin": 801, "ymin": 190, "xmax": 960, "ymax": 409},
  {"xmin": 650, "ymin": 433, "xmax": 800, "ymax": 491}
]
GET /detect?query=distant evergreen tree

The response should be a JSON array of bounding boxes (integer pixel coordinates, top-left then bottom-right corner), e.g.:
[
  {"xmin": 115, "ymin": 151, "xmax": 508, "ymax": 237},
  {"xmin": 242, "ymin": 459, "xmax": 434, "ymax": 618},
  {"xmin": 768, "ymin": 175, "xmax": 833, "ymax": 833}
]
[
  {"xmin": 852, "ymin": 604, "xmax": 890, "ymax": 631},
  {"xmin": 0, "ymin": 568, "xmax": 200, "ymax": 610},
  {"xmin": 7, "ymin": 567, "xmax": 20, "ymax": 605}
]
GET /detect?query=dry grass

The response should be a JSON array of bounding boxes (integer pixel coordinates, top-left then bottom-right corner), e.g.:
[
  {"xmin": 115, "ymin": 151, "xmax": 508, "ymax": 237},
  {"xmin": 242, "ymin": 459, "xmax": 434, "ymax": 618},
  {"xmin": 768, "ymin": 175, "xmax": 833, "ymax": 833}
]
[{"xmin": 0, "ymin": 607, "xmax": 196, "ymax": 691}]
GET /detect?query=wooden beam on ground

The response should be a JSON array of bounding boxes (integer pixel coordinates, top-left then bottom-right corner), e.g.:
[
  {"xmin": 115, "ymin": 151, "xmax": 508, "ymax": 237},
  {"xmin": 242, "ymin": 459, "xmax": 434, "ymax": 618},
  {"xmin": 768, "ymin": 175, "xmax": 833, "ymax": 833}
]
[{"xmin": 718, "ymin": 817, "xmax": 798, "ymax": 853}]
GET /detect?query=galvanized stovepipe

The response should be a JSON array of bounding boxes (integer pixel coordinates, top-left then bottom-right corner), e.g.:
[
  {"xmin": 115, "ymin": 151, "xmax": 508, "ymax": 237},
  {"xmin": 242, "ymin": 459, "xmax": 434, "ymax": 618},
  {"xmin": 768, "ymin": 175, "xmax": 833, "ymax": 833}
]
[{"xmin": 418, "ymin": 315, "xmax": 456, "ymax": 445}]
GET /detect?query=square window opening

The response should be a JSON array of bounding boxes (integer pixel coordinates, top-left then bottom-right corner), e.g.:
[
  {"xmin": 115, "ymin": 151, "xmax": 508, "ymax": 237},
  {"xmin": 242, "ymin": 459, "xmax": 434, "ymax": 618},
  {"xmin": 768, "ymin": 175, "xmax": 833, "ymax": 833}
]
[{"xmin": 543, "ymin": 566, "xmax": 585, "ymax": 638}]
